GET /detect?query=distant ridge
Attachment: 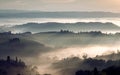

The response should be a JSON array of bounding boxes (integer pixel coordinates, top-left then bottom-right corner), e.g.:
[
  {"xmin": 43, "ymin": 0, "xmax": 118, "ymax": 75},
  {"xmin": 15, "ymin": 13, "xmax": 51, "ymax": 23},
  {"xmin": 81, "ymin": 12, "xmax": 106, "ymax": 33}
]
[
  {"xmin": 0, "ymin": 10, "xmax": 120, "ymax": 18},
  {"xmin": 4, "ymin": 22, "xmax": 120, "ymax": 33}
]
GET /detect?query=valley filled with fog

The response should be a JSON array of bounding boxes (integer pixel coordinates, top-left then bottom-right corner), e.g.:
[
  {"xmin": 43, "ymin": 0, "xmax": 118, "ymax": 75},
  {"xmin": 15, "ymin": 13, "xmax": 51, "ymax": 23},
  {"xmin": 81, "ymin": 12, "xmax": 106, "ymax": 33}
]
[
  {"xmin": 1, "ymin": 30, "xmax": 120, "ymax": 75},
  {"xmin": 0, "ymin": 11, "xmax": 120, "ymax": 75}
]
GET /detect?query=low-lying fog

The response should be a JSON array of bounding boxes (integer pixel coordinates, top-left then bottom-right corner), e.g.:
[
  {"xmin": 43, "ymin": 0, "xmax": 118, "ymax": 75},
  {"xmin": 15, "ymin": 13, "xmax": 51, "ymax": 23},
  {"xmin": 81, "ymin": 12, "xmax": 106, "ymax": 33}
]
[
  {"xmin": 37, "ymin": 45, "xmax": 120, "ymax": 73},
  {"xmin": 0, "ymin": 18, "xmax": 120, "ymax": 27}
]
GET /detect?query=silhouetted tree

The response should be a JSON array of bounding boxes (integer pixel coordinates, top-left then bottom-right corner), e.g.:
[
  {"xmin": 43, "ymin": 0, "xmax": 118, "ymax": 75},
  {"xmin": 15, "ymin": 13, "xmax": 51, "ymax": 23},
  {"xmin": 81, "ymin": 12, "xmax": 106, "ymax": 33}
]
[
  {"xmin": 82, "ymin": 54, "xmax": 88, "ymax": 59},
  {"xmin": 93, "ymin": 67, "xmax": 99, "ymax": 75},
  {"xmin": 16, "ymin": 57, "xmax": 18, "ymax": 63},
  {"xmin": 9, "ymin": 38, "xmax": 20, "ymax": 43},
  {"xmin": 7, "ymin": 56, "xmax": 10, "ymax": 62}
]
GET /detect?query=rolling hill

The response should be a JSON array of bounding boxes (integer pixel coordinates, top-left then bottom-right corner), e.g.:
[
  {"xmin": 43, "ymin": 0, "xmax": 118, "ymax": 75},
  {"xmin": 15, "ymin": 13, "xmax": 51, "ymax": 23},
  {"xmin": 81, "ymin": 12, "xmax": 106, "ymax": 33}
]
[{"xmin": 5, "ymin": 22, "xmax": 120, "ymax": 33}]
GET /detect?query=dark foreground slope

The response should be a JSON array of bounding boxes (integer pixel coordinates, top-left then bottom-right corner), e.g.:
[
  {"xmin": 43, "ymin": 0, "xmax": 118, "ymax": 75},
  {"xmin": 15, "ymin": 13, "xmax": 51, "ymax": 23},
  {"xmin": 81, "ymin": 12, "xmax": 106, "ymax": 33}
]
[
  {"xmin": 52, "ymin": 56, "xmax": 120, "ymax": 75},
  {"xmin": 76, "ymin": 66, "xmax": 120, "ymax": 75},
  {"xmin": 0, "ymin": 56, "xmax": 39, "ymax": 75}
]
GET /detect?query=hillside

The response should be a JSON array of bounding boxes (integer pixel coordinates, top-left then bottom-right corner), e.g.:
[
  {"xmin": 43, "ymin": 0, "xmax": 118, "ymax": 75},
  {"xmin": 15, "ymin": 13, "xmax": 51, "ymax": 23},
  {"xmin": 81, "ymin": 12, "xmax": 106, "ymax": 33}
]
[
  {"xmin": 0, "ymin": 56, "xmax": 39, "ymax": 75},
  {"xmin": 3, "ymin": 22, "xmax": 120, "ymax": 33}
]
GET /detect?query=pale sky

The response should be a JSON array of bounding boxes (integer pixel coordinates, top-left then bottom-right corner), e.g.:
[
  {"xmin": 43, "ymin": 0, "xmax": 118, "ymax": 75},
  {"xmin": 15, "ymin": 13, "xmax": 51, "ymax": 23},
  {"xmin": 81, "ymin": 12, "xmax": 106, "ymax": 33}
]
[{"xmin": 0, "ymin": 0, "xmax": 120, "ymax": 12}]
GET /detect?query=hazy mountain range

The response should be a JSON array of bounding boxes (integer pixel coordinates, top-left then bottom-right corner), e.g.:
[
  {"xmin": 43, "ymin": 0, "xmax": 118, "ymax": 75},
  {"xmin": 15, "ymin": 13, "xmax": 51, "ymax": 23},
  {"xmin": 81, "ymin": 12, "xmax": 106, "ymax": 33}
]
[{"xmin": 0, "ymin": 10, "xmax": 120, "ymax": 18}]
